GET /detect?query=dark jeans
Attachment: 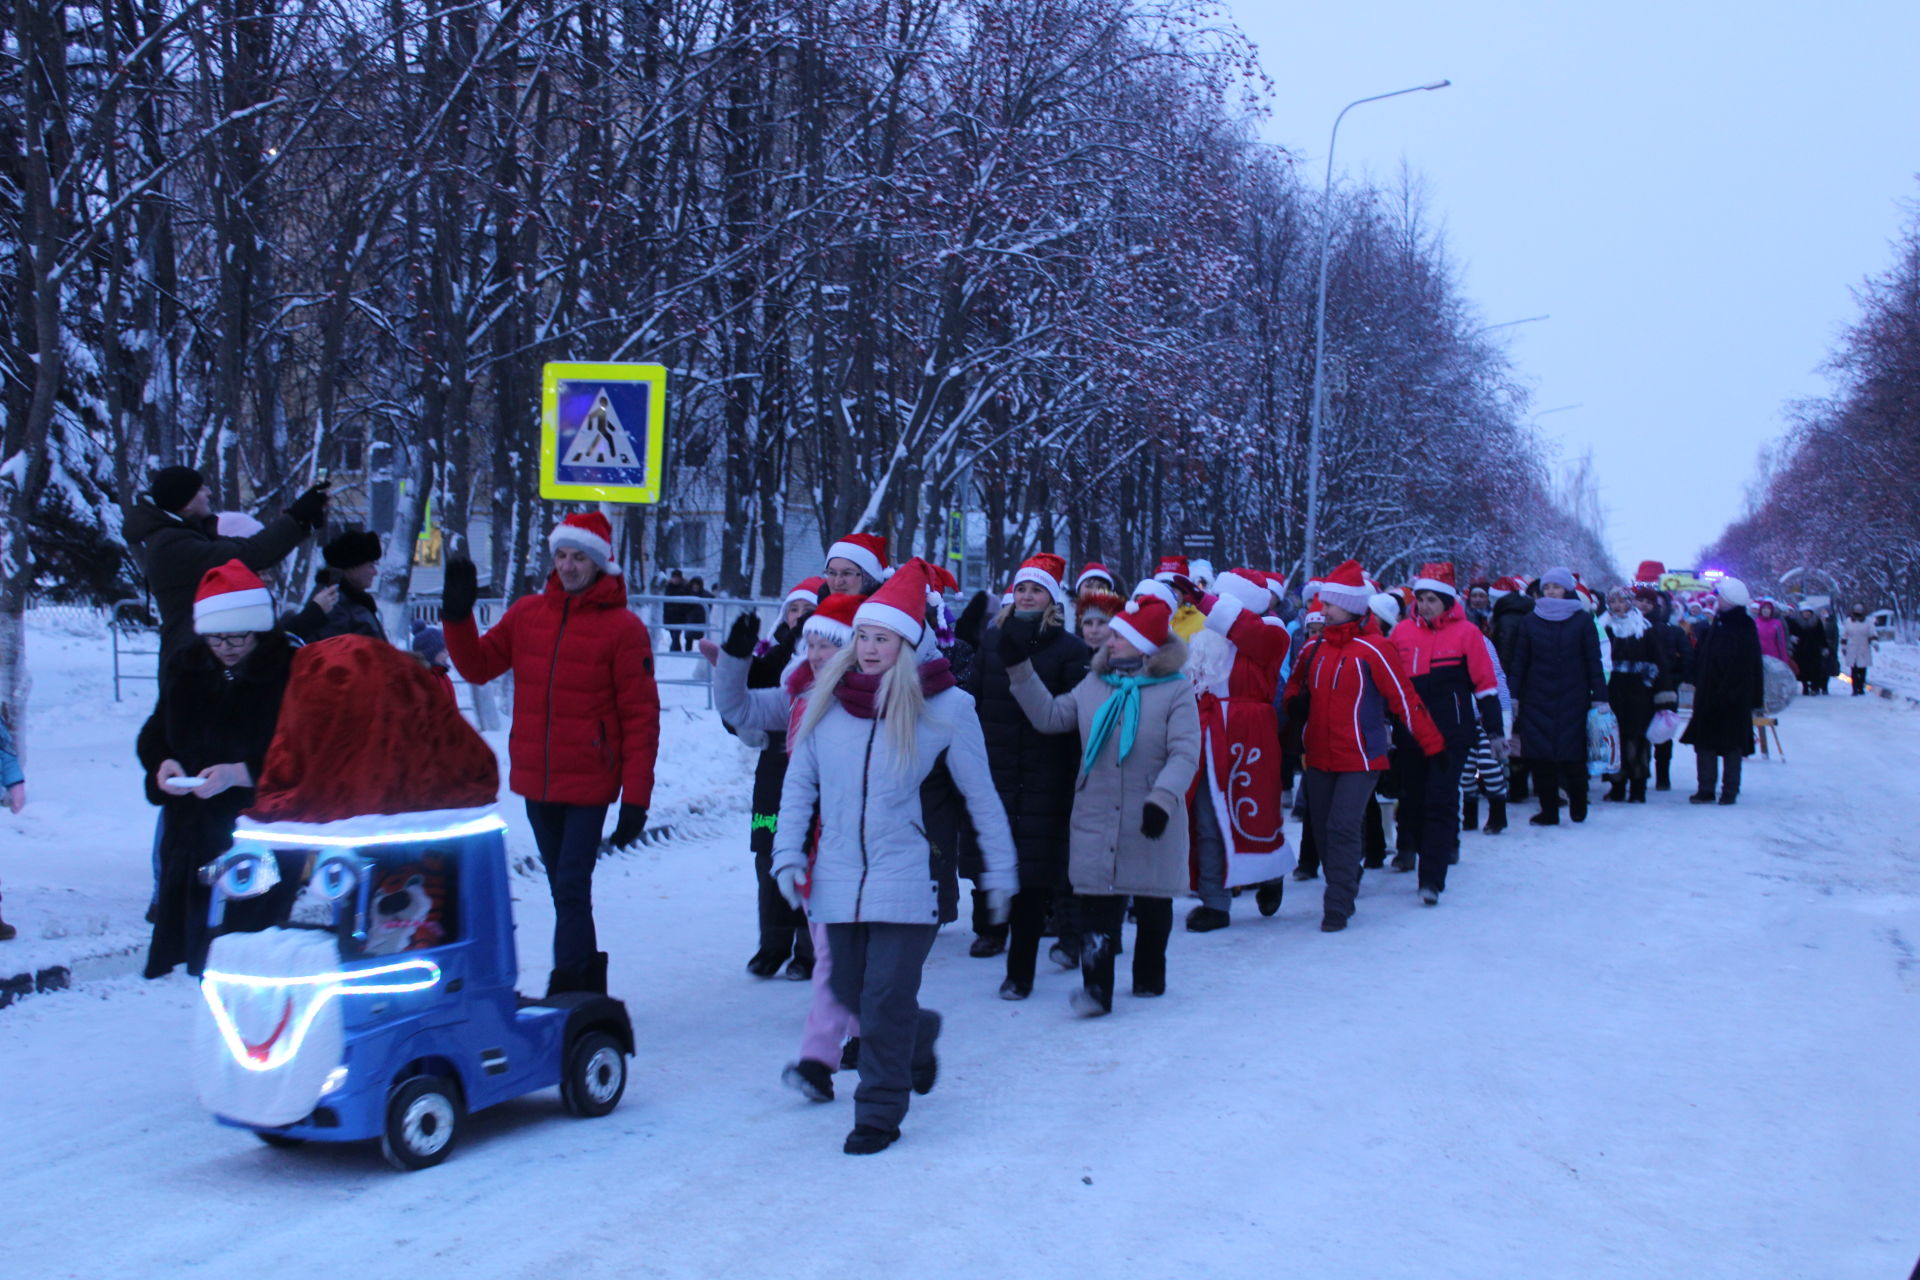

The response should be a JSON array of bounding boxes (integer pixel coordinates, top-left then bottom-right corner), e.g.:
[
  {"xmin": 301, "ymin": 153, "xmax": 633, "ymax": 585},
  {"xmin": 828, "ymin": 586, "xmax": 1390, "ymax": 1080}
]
[
  {"xmin": 1654, "ymin": 739, "xmax": 1674, "ymax": 785},
  {"xmin": 754, "ymin": 845, "xmax": 813, "ymax": 964},
  {"xmin": 1303, "ymin": 768, "xmax": 1379, "ymax": 920},
  {"xmin": 1007, "ymin": 885, "xmax": 1056, "ymax": 985},
  {"xmin": 825, "ymin": 921, "xmax": 939, "ymax": 1133},
  {"xmin": 1853, "ymin": 666, "xmax": 1868, "ymax": 695},
  {"xmin": 1393, "ymin": 745, "xmax": 1466, "ymax": 892},
  {"xmin": 1695, "ymin": 749, "xmax": 1743, "ymax": 800},
  {"xmin": 1530, "ymin": 761, "xmax": 1588, "ymax": 819},
  {"xmin": 525, "ymin": 799, "xmax": 610, "ymax": 975},
  {"xmin": 1078, "ymin": 894, "xmax": 1172, "ymax": 997}
]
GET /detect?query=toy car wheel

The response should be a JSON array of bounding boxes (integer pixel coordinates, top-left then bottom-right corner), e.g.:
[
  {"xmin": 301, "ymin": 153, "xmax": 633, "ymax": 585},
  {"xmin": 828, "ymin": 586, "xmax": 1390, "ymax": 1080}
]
[
  {"xmin": 561, "ymin": 1030, "xmax": 627, "ymax": 1118},
  {"xmin": 255, "ymin": 1132, "xmax": 306, "ymax": 1149},
  {"xmin": 381, "ymin": 1076, "xmax": 462, "ymax": 1171}
]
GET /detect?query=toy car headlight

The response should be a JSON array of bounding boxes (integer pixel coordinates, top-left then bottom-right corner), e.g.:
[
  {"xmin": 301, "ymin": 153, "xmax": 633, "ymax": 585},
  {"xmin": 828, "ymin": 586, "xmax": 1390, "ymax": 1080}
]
[
  {"xmin": 209, "ymin": 850, "xmax": 281, "ymax": 899},
  {"xmin": 311, "ymin": 852, "xmax": 364, "ymax": 901}
]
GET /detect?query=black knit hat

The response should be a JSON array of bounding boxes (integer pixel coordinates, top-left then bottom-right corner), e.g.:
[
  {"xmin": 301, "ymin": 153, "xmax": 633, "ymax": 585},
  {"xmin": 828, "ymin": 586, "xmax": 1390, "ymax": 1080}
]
[
  {"xmin": 322, "ymin": 529, "xmax": 382, "ymax": 569},
  {"xmin": 148, "ymin": 466, "xmax": 205, "ymax": 514}
]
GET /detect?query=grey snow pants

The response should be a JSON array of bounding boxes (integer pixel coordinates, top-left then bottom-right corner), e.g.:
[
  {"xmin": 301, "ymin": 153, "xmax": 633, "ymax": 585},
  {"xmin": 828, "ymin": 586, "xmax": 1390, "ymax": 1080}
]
[
  {"xmin": 825, "ymin": 921, "xmax": 939, "ymax": 1134},
  {"xmin": 1303, "ymin": 767, "xmax": 1380, "ymax": 922}
]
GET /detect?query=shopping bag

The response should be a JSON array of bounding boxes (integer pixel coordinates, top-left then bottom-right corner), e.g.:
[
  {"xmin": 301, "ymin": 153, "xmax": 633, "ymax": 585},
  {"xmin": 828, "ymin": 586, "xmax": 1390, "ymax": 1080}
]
[
  {"xmin": 1646, "ymin": 709, "xmax": 1680, "ymax": 746},
  {"xmin": 1587, "ymin": 707, "xmax": 1622, "ymax": 778}
]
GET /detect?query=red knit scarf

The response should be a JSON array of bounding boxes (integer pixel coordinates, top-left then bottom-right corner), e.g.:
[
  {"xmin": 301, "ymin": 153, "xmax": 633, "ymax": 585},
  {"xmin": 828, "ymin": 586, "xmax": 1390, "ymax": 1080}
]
[{"xmin": 832, "ymin": 657, "xmax": 956, "ymax": 719}]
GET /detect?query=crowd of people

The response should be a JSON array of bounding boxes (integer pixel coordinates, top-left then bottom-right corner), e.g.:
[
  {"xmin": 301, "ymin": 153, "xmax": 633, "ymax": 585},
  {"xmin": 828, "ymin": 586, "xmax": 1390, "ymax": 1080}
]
[{"xmin": 2, "ymin": 460, "xmax": 1892, "ymax": 1156}]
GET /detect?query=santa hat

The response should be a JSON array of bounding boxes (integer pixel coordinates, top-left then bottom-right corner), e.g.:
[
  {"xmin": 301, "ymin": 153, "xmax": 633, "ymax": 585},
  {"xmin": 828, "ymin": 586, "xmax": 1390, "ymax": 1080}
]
[
  {"xmin": 802, "ymin": 592, "xmax": 861, "ymax": 646},
  {"xmin": 1074, "ymin": 562, "xmax": 1116, "ymax": 592},
  {"xmin": 1110, "ymin": 597, "xmax": 1174, "ymax": 653},
  {"xmin": 193, "ymin": 560, "xmax": 275, "ymax": 635},
  {"xmin": 1075, "ymin": 589, "xmax": 1126, "ymax": 622},
  {"xmin": 1152, "ymin": 555, "xmax": 1189, "ymax": 583},
  {"xmin": 1411, "ymin": 561, "xmax": 1458, "ymax": 599},
  {"xmin": 1488, "ymin": 574, "xmax": 1527, "ymax": 600},
  {"xmin": 1313, "ymin": 559, "xmax": 1373, "ymax": 614},
  {"xmin": 1635, "ymin": 560, "xmax": 1666, "ymax": 585},
  {"xmin": 1369, "ymin": 592, "xmax": 1402, "ymax": 627},
  {"xmin": 825, "ymin": 532, "xmax": 891, "ymax": 584},
  {"xmin": 1304, "ymin": 598, "xmax": 1327, "ymax": 625},
  {"xmin": 1131, "ymin": 578, "xmax": 1178, "ymax": 610},
  {"xmin": 1011, "ymin": 553, "xmax": 1069, "ymax": 606},
  {"xmin": 785, "ymin": 575, "xmax": 827, "ymax": 609},
  {"xmin": 928, "ymin": 564, "xmax": 959, "ymax": 595},
  {"xmin": 852, "ymin": 558, "xmax": 934, "ymax": 645},
  {"xmin": 1214, "ymin": 569, "xmax": 1270, "ymax": 614},
  {"xmin": 1189, "ymin": 559, "xmax": 1216, "ymax": 587},
  {"xmin": 549, "ymin": 512, "xmax": 617, "ymax": 574},
  {"xmin": 1262, "ymin": 571, "xmax": 1290, "ymax": 605}
]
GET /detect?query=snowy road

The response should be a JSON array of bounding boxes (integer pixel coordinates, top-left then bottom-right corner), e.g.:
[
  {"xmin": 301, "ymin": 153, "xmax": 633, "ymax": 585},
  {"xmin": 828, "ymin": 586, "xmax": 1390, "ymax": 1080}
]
[{"xmin": 3, "ymin": 658, "xmax": 1918, "ymax": 1277}]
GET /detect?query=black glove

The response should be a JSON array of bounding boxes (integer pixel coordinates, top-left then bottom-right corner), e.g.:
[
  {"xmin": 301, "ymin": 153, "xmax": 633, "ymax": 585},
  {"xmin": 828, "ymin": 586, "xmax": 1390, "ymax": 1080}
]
[
  {"xmin": 609, "ymin": 803, "xmax": 648, "ymax": 850},
  {"xmin": 442, "ymin": 557, "xmax": 478, "ymax": 625},
  {"xmin": 722, "ymin": 611, "xmax": 760, "ymax": 659},
  {"xmin": 996, "ymin": 615, "xmax": 1040, "ymax": 668},
  {"xmin": 287, "ymin": 483, "xmax": 331, "ymax": 529},
  {"xmin": 1141, "ymin": 801, "xmax": 1169, "ymax": 839},
  {"xmin": 770, "ymin": 619, "xmax": 798, "ymax": 649},
  {"xmin": 955, "ymin": 591, "xmax": 990, "ymax": 649}
]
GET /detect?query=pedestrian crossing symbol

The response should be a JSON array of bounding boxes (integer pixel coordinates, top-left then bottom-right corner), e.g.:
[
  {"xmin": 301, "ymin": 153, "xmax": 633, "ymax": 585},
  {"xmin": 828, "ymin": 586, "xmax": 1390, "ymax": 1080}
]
[{"xmin": 540, "ymin": 362, "xmax": 668, "ymax": 503}]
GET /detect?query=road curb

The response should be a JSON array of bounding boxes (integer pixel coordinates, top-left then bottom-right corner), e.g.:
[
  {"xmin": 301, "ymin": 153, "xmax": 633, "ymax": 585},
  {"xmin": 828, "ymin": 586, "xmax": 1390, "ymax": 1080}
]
[{"xmin": 0, "ymin": 944, "xmax": 143, "ymax": 1012}]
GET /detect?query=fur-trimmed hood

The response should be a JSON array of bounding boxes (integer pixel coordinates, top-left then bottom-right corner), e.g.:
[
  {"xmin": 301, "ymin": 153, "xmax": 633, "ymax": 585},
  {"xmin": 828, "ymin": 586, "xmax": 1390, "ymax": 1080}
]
[{"xmin": 1090, "ymin": 636, "xmax": 1187, "ymax": 678}]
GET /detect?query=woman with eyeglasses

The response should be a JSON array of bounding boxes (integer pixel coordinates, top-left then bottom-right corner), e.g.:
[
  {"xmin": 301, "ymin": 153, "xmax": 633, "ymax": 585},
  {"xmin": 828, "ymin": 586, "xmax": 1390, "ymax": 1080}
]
[{"xmin": 137, "ymin": 560, "xmax": 296, "ymax": 978}]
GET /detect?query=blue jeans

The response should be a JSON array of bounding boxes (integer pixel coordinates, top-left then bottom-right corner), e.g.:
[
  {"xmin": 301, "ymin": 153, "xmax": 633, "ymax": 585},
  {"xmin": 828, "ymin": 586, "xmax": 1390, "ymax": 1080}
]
[{"xmin": 525, "ymin": 800, "xmax": 610, "ymax": 975}]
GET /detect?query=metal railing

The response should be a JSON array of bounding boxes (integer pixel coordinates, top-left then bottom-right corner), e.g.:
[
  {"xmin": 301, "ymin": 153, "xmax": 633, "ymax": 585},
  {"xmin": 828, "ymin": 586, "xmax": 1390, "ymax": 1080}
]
[{"xmin": 110, "ymin": 602, "xmax": 160, "ymax": 702}]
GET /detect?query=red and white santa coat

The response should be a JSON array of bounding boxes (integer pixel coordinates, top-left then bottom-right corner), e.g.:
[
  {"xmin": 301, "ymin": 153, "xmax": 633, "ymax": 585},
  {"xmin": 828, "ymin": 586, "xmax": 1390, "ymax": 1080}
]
[{"xmin": 1185, "ymin": 591, "xmax": 1292, "ymax": 888}]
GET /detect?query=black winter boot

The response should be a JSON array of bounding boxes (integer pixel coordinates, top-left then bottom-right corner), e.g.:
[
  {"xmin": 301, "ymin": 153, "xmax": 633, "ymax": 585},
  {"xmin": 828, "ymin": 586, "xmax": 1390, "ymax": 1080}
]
[
  {"xmin": 844, "ymin": 1125, "xmax": 899, "ymax": 1155},
  {"xmin": 1628, "ymin": 778, "xmax": 1647, "ymax": 804},
  {"xmin": 782, "ymin": 1059, "xmax": 834, "ymax": 1102},
  {"xmin": 1483, "ymin": 799, "xmax": 1508, "ymax": 834},
  {"xmin": 1603, "ymin": 778, "xmax": 1626, "ymax": 802},
  {"xmin": 1255, "ymin": 881, "xmax": 1284, "ymax": 916},
  {"xmin": 1462, "ymin": 796, "xmax": 1480, "ymax": 831},
  {"xmin": 1185, "ymin": 905, "xmax": 1231, "ymax": 932}
]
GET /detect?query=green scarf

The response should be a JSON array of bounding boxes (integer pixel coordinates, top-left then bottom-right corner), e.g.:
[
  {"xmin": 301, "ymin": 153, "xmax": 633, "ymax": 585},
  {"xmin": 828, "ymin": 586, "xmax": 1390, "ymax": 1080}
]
[{"xmin": 1081, "ymin": 669, "xmax": 1183, "ymax": 776}]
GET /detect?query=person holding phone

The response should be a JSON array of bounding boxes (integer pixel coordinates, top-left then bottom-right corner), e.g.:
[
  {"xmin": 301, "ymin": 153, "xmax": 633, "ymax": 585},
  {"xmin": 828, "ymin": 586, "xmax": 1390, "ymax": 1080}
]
[{"xmin": 137, "ymin": 562, "xmax": 297, "ymax": 977}]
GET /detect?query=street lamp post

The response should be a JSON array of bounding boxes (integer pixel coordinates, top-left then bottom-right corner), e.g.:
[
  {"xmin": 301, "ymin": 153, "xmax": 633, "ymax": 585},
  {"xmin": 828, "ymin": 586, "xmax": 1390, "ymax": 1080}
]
[{"xmin": 1301, "ymin": 79, "xmax": 1450, "ymax": 585}]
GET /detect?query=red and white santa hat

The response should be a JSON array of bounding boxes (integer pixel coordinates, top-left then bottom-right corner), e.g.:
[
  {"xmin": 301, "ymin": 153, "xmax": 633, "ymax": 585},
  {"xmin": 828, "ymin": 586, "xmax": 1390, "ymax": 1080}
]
[
  {"xmin": 852, "ymin": 558, "xmax": 934, "ymax": 646},
  {"xmin": 1488, "ymin": 574, "xmax": 1527, "ymax": 600},
  {"xmin": 1074, "ymin": 562, "xmax": 1116, "ymax": 592},
  {"xmin": 825, "ymin": 532, "xmax": 891, "ymax": 584},
  {"xmin": 549, "ymin": 511, "xmax": 618, "ymax": 574},
  {"xmin": 1411, "ymin": 561, "xmax": 1458, "ymax": 599},
  {"xmin": 1011, "ymin": 552, "xmax": 1069, "ymax": 606},
  {"xmin": 1311, "ymin": 559, "xmax": 1374, "ymax": 614},
  {"xmin": 1110, "ymin": 597, "xmax": 1174, "ymax": 653},
  {"xmin": 1152, "ymin": 555, "xmax": 1189, "ymax": 583},
  {"xmin": 785, "ymin": 575, "xmax": 826, "ymax": 609},
  {"xmin": 1131, "ymin": 578, "xmax": 1178, "ymax": 610},
  {"xmin": 1304, "ymin": 597, "xmax": 1327, "ymax": 626},
  {"xmin": 193, "ymin": 559, "xmax": 275, "ymax": 635},
  {"xmin": 1213, "ymin": 568, "xmax": 1270, "ymax": 614},
  {"xmin": 1075, "ymin": 588, "xmax": 1126, "ymax": 622},
  {"xmin": 802, "ymin": 591, "xmax": 862, "ymax": 646}
]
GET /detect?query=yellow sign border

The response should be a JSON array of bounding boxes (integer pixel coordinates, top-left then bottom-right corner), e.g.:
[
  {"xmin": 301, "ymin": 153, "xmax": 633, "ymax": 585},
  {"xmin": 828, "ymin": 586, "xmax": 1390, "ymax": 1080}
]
[{"xmin": 539, "ymin": 362, "xmax": 668, "ymax": 504}]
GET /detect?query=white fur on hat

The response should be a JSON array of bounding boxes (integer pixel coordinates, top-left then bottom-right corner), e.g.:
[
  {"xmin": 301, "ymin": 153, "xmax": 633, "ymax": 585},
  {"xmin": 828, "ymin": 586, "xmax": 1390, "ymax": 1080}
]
[
  {"xmin": 549, "ymin": 514, "xmax": 619, "ymax": 574},
  {"xmin": 1214, "ymin": 570, "xmax": 1268, "ymax": 615},
  {"xmin": 1368, "ymin": 592, "xmax": 1401, "ymax": 625},
  {"xmin": 1131, "ymin": 578, "xmax": 1178, "ymax": 610}
]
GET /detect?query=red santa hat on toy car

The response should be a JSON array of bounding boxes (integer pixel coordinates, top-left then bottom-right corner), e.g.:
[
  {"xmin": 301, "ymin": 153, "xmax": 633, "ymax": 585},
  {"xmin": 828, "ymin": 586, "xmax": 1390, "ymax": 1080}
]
[
  {"xmin": 825, "ymin": 532, "xmax": 892, "ymax": 584},
  {"xmin": 1011, "ymin": 553, "xmax": 1069, "ymax": 606},
  {"xmin": 194, "ymin": 560, "xmax": 276, "ymax": 635},
  {"xmin": 1411, "ymin": 561, "xmax": 1458, "ymax": 600},
  {"xmin": 1109, "ymin": 597, "xmax": 1175, "ymax": 654},
  {"xmin": 549, "ymin": 511, "xmax": 619, "ymax": 574}
]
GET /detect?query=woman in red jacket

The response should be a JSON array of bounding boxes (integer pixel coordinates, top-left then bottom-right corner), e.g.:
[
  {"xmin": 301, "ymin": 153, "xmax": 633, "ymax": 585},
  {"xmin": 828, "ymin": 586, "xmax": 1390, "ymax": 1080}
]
[
  {"xmin": 440, "ymin": 512, "xmax": 661, "ymax": 995},
  {"xmin": 1282, "ymin": 560, "xmax": 1445, "ymax": 932}
]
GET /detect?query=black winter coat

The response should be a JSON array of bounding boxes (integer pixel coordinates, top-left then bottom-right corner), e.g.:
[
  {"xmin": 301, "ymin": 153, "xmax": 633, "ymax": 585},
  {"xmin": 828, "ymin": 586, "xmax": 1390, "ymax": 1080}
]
[
  {"xmin": 1653, "ymin": 618, "xmax": 1692, "ymax": 688},
  {"xmin": 961, "ymin": 615, "xmax": 1089, "ymax": 889},
  {"xmin": 1510, "ymin": 607, "xmax": 1607, "ymax": 763},
  {"xmin": 124, "ymin": 500, "xmax": 310, "ymax": 666},
  {"xmin": 136, "ymin": 631, "xmax": 296, "ymax": 977},
  {"xmin": 746, "ymin": 627, "xmax": 799, "ymax": 855},
  {"xmin": 286, "ymin": 579, "xmax": 388, "ymax": 644},
  {"xmin": 1788, "ymin": 618, "xmax": 1829, "ymax": 681},
  {"xmin": 1602, "ymin": 620, "xmax": 1671, "ymax": 739},
  {"xmin": 1682, "ymin": 608, "xmax": 1765, "ymax": 756},
  {"xmin": 1490, "ymin": 592, "xmax": 1535, "ymax": 677}
]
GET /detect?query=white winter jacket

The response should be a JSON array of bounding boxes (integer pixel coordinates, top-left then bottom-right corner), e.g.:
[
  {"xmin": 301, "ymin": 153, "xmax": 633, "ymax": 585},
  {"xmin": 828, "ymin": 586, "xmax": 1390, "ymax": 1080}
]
[
  {"xmin": 1841, "ymin": 619, "xmax": 1875, "ymax": 670},
  {"xmin": 774, "ymin": 684, "xmax": 1017, "ymax": 924}
]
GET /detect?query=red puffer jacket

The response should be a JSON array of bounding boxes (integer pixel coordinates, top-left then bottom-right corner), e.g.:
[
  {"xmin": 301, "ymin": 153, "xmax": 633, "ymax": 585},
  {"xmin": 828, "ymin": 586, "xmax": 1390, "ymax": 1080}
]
[
  {"xmin": 445, "ymin": 570, "xmax": 660, "ymax": 807},
  {"xmin": 1283, "ymin": 618, "xmax": 1444, "ymax": 772}
]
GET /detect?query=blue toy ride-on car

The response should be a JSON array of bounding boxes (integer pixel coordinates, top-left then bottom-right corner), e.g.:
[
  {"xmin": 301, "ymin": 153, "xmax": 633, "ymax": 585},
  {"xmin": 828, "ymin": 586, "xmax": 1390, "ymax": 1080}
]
[{"xmin": 195, "ymin": 806, "xmax": 632, "ymax": 1170}]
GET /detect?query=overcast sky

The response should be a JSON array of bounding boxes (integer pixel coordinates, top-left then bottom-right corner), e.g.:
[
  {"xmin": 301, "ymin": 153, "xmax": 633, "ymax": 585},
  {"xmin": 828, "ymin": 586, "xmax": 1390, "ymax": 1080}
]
[{"xmin": 1224, "ymin": 0, "xmax": 1920, "ymax": 571}]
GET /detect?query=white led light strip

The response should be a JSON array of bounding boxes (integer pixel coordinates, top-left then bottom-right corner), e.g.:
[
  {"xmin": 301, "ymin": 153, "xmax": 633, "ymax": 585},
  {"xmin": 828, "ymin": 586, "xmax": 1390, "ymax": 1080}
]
[
  {"xmin": 201, "ymin": 958, "xmax": 442, "ymax": 1072},
  {"xmin": 230, "ymin": 813, "xmax": 506, "ymax": 849}
]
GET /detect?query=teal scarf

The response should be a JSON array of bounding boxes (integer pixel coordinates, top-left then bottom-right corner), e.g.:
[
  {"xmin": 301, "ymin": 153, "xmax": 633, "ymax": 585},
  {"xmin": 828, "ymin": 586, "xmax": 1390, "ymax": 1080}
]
[{"xmin": 1081, "ymin": 670, "xmax": 1183, "ymax": 776}]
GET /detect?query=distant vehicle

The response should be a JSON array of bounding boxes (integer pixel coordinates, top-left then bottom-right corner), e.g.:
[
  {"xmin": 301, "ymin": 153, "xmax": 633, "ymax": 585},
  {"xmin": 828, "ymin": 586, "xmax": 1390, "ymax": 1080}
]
[
  {"xmin": 195, "ymin": 809, "xmax": 632, "ymax": 1170},
  {"xmin": 1870, "ymin": 608, "xmax": 1899, "ymax": 642}
]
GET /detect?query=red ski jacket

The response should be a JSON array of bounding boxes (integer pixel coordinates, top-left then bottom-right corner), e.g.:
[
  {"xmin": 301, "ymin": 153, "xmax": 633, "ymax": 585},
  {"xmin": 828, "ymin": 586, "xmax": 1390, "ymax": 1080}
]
[
  {"xmin": 445, "ymin": 570, "xmax": 660, "ymax": 808},
  {"xmin": 1387, "ymin": 600, "xmax": 1503, "ymax": 745},
  {"xmin": 1283, "ymin": 618, "xmax": 1444, "ymax": 772}
]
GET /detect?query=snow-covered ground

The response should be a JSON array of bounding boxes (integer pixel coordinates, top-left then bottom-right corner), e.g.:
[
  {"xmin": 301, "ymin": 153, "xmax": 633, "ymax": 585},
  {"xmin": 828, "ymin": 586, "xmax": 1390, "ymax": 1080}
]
[{"xmin": 3, "ymin": 614, "xmax": 1918, "ymax": 1279}]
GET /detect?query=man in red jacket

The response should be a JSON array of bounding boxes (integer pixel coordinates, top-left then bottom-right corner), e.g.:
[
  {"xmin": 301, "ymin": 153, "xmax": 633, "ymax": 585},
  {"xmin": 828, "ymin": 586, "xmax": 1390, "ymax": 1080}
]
[
  {"xmin": 1283, "ymin": 560, "xmax": 1444, "ymax": 932},
  {"xmin": 441, "ymin": 512, "xmax": 661, "ymax": 994}
]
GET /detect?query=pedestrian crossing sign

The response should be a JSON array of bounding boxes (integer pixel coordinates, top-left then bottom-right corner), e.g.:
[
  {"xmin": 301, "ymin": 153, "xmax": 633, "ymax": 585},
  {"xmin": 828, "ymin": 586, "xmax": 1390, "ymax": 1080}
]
[{"xmin": 539, "ymin": 362, "xmax": 668, "ymax": 503}]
